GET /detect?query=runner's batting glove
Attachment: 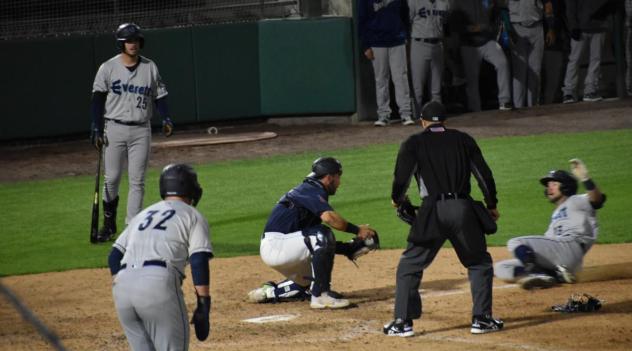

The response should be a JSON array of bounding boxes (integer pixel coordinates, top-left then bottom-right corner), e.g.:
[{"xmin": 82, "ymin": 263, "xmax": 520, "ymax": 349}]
[
  {"xmin": 191, "ymin": 294, "xmax": 211, "ymax": 341},
  {"xmin": 90, "ymin": 125, "xmax": 105, "ymax": 151},
  {"xmin": 569, "ymin": 158, "xmax": 589, "ymax": 181},
  {"xmin": 162, "ymin": 118, "xmax": 174, "ymax": 137}
]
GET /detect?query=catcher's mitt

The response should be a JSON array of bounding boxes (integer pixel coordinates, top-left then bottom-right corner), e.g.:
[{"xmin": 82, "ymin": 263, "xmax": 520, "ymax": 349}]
[
  {"xmin": 396, "ymin": 200, "xmax": 418, "ymax": 225},
  {"xmin": 341, "ymin": 232, "xmax": 380, "ymax": 262},
  {"xmin": 552, "ymin": 293, "xmax": 602, "ymax": 313}
]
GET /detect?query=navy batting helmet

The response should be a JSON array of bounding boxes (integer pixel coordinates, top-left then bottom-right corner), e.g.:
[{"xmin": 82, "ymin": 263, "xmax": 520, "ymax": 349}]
[
  {"xmin": 306, "ymin": 157, "xmax": 342, "ymax": 179},
  {"xmin": 160, "ymin": 164, "xmax": 203, "ymax": 206},
  {"xmin": 116, "ymin": 23, "xmax": 144, "ymax": 50},
  {"xmin": 540, "ymin": 170, "xmax": 577, "ymax": 196}
]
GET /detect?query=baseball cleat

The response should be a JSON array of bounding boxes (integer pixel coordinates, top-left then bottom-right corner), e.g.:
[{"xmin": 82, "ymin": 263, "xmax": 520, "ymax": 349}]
[
  {"xmin": 518, "ymin": 273, "xmax": 558, "ymax": 290},
  {"xmin": 471, "ymin": 315, "xmax": 504, "ymax": 334},
  {"xmin": 562, "ymin": 95, "xmax": 577, "ymax": 104},
  {"xmin": 247, "ymin": 282, "xmax": 275, "ymax": 303},
  {"xmin": 401, "ymin": 117, "xmax": 415, "ymax": 126},
  {"xmin": 374, "ymin": 116, "xmax": 389, "ymax": 127},
  {"xmin": 555, "ymin": 265, "xmax": 576, "ymax": 284},
  {"xmin": 310, "ymin": 292, "xmax": 350, "ymax": 309},
  {"xmin": 383, "ymin": 319, "xmax": 414, "ymax": 337}
]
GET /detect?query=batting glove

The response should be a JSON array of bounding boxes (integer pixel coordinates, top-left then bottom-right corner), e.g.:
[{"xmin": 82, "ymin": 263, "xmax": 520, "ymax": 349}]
[
  {"xmin": 191, "ymin": 294, "xmax": 211, "ymax": 341},
  {"xmin": 162, "ymin": 118, "xmax": 174, "ymax": 137},
  {"xmin": 90, "ymin": 126, "xmax": 105, "ymax": 151},
  {"xmin": 569, "ymin": 158, "xmax": 589, "ymax": 181}
]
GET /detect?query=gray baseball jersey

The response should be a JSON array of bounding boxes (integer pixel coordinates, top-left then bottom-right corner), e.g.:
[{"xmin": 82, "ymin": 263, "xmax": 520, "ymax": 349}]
[
  {"xmin": 408, "ymin": 0, "xmax": 450, "ymax": 114},
  {"xmin": 93, "ymin": 54, "xmax": 168, "ymax": 124},
  {"xmin": 112, "ymin": 200, "xmax": 213, "ymax": 351},
  {"xmin": 494, "ymin": 194, "xmax": 599, "ymax": 281},
  {"xmin": 93, "ymin": 54, "xmax": 168, "ymax": 223},
  {"xmin": 508, "ymin": 0, "xmax": 544, "ymax": 25}
]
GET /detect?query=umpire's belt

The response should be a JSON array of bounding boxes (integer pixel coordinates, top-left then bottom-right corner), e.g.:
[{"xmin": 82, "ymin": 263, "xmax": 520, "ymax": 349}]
[
  {"xmin": 106, "ymin": 118, "xmax": 145, "ymax": 126},
  {"xmin": 413, "ymin": 38, "xmax": 441, "ymax": 44},
  {"xmin": 432, "ymin": 193, "xmax": 469, "ymax": 201},
  {"xmin": 120, "ymin": 260, "xmax": 167, "ymax": 270}
]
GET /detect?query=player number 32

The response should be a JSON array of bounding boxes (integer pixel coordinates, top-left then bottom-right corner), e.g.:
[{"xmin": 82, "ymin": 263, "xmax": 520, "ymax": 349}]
[{"xmin": 138, "ymin": 209, "xmax": 176, "ymax": 231}]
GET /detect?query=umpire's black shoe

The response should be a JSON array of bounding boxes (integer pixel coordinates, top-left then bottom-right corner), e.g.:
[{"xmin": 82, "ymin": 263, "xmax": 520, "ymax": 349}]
[
  {"xmin": 383, "ymin": 318, "xmax": 414, "ymax": 337},
  {"xmin": 96, "ymin": 227, "xmax": 116, "ymax": 243},
  {"xmin": 471, "ymin": 315, "xmax": 504, "ymax": 334}
]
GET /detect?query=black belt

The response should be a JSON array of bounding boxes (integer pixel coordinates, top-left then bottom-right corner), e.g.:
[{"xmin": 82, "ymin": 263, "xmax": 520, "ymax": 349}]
[
  {"xmin": 434, "ymin": 193, "xmax": 469, "ymax": 201},
  {"xmin": 120, "ymin": 260, "xmax": 167, "ymax": 270},
  {"xmin": 106, "ymin": 118, "xmax": 145, "ymax": 126},
  {"xmin": 414, "ymin": 38, "xmax": 441, "ymax": 44}
]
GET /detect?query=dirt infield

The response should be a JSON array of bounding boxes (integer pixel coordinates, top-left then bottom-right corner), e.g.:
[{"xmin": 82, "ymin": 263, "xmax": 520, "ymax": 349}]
[
  {"xmin": 1, "ymin": 99, "xmax": 631, "ymax": 350},
  {"xmin": 1, "ymin": 245, "xmax": 631, "ymax": 351}
]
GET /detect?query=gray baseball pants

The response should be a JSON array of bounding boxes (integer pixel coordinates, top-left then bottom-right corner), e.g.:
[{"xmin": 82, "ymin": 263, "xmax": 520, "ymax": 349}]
[
  {"xmin": 393, "ymin": 199, "xmax": 493, "ymax": 320},
  {"xmin": 103, "ymin": 120, "xmax": 151, "ymax": 224},
  {"xmin": 460, "ymin": 41, "xmax": 511, "ymax": 112},
  {"xmin": 494, "ymin": 235, "xmax": 587, "ymax": 281},
  {"xmin": 113, "ymin": 265, "xmax": 189, "ymax": 351},
  {"xmin": 511, "ymin": 23, "xmax": 545, "ymax": 108},
  {"xmin": 410, "ymin": 40, "xmax": 444, "ymax": 117},
  {"xmin": 371, "ymin": 44, "xmax": 412, "ymax": 119},
  {"xmin": 562, "ymin": 32, "xmax": 605, "ymax": 98}
]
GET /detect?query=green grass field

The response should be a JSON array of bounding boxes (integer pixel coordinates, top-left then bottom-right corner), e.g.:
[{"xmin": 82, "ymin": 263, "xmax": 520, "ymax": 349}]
[{"xmin": 1, "ymin": 129, "xmax": 631, "ymax": 276}]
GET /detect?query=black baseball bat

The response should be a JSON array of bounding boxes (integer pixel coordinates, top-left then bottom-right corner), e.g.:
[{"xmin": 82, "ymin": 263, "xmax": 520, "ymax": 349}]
[{"xmin": 90, "ymin": 149, "xmax": 102, "ymax": 243}]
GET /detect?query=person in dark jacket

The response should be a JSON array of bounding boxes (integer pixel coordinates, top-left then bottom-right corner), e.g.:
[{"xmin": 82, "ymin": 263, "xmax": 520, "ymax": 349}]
[
  {"xmin": 383, "ymin": 101, "xmax": 503, "ymax": 337},
  {"xmin": 359, "ymin": 0, "xmax": 414, "ymax": 126}
]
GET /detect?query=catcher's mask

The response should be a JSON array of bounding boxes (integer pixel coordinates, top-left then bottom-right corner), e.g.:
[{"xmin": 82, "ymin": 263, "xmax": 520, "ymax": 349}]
[
  {"xmin": 540, "ymin": 170, "xmax": 577, "ymax": 197},
  {"xmin": 306, "ymin": 157, "xmax": 342, "ymax": 179},
  {"xmin": 116, "ymin": 23, "xmax": 145, "ymax": 50},
  {"xmin": 160, "ymin": 164, "xmax": 203, "ymax": 206}
]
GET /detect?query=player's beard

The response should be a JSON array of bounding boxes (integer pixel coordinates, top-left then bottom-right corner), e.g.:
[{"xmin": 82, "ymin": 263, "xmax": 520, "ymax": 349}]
[{"xmin": 325, "ymin": 183, "xmax": 337, "ymax": 196}]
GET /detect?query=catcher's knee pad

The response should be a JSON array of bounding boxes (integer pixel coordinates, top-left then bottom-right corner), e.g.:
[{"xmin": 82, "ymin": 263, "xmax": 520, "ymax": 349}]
[{"xmin": 303, "ymin": 225, "xmax": 335, "ymax": 255}]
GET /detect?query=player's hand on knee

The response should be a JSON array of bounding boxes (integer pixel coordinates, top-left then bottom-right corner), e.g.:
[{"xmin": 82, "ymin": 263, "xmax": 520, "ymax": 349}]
[
  {"xmin": 191, "ymin": 294, "xmax": 211, "ymax": 341},
  {"xmin": 162, "ymin": 117, "xmax": 174, "ymax": 137},
  {"xmin": 569, "ymin": 158, "xmax": 589, "ymax": 181}
]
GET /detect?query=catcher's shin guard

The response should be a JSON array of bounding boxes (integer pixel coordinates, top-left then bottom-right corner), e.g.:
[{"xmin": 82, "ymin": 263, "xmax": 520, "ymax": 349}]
[{"xmin": 97, "ymin": 196, "xmax": 119, "ymax": 242}]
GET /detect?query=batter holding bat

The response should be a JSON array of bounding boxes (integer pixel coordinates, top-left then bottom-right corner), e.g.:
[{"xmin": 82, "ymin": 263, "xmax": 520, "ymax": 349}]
[{"xmin": 90, "ymin": 23, "xmax": 174, "ymax": 243}]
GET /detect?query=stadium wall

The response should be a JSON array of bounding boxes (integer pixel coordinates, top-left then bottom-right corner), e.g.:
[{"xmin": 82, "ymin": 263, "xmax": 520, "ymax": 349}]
[{"xmin": 0, "ymin": 17, "xmax": 355, "ymax": 141}]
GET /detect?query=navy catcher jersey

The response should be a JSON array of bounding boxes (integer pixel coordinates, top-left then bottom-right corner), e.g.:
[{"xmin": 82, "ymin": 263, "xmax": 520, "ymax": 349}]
[{"xmin": 264, "ymin": 178, "xmax": 333, "ymax": 233}]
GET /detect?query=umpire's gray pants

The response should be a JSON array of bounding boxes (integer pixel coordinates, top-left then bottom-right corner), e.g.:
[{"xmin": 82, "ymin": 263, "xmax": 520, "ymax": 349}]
[
  {"xmin": 410, "ymin": 40, "xmax": 444, "ymax": 117},
  {"xmin": 393, "ymin": 199, "xmax": 494, "ymax": 321},
  {"xmin": 113, "ymin": 265, "xmax": 189, "ymax": 351},
  {"xmin": 460, "ymin": 41, "xmax": 511, "ymax": 112},
  {"xmin": 511, "ymin": 23, "xmax": 544, "ymax": 108},
  {"xmin": 103, "ymin": 120, "xmax": 151, "ymax": 224},
  {"xmin": 562, "ymin": 32, "xmax": 605, "ymax": 98},
  {"xmin": 371, "ymin": 45, "xmax": 412, "ymax": 119}
]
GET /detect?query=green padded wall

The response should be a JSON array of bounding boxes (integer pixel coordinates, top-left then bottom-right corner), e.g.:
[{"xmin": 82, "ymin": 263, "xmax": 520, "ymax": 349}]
[
  {"xmin": 192, "ymin": 23, "xmax": 260, "ymax": 121},
  {"xmin": 258, "ymin": 17, "xmax": 356, "ymax": 115},
  {"xmin": 0, "ymin": 36, "xmax": 95, "ymax": 140}
]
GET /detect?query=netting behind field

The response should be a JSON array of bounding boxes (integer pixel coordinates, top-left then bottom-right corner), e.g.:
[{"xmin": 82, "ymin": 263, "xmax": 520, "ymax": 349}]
[{"xmin": 0, "ymin": 0, "xmax": 300, "ymax": 41}]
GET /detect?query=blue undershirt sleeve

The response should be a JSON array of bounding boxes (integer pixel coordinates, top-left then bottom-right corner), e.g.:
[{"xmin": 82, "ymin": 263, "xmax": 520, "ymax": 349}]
[
  {"xmin": 108, "ymin": 247, "xmax": 124, "ymax": 276},
  {"xmin": 190, "ymin": 252, "xmax": 213, "ymax": 286}
]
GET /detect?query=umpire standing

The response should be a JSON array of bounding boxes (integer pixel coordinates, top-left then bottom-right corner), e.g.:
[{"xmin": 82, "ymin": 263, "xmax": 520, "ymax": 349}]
[{"xmin": 383, "ymin": 101, "xmax": 503, "ymax": 337}]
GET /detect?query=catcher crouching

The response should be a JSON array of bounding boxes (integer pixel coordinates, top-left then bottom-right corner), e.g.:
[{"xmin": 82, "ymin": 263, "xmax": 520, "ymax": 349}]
[{"xmin": 247, "ymin": 157, "xmax": 379, "ymax": 308}]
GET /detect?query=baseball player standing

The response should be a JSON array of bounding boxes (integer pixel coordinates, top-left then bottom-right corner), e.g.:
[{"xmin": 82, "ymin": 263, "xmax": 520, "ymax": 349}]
[
  {"xmin": 247, "ymin": 157, "xmax": 378, "ymax": 308},
  {"xmin": 450, "ymin": 1, "xmax": 513, "ymax": 112},
  {"xmin": 507, "ymin": 0, "xmax": 555, "ymax": 108},
  {"xmin": 384, "ymin": 101, "xmax": 502, "ymax": 336},
  {"xmin": 407, "ymin": 0, "xmax": 450, "ymax": 118},
  {"xmin": 494, "ymin": 159, "xmax": 606, "ymax": 289},
  {"xmin": 90, "ymin": 23, "xmax": 174, "ymax": 243},
  {"xmin": 358, "ymin": 0, "xmax": 415, "ymax": 126},
  {"xmin": 108, "ymin": 164, "xmax": 213, "ymax": 350},
  {"xmin": 624, "ymin": 0, "xmax": 632, "ymax": 96}
]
